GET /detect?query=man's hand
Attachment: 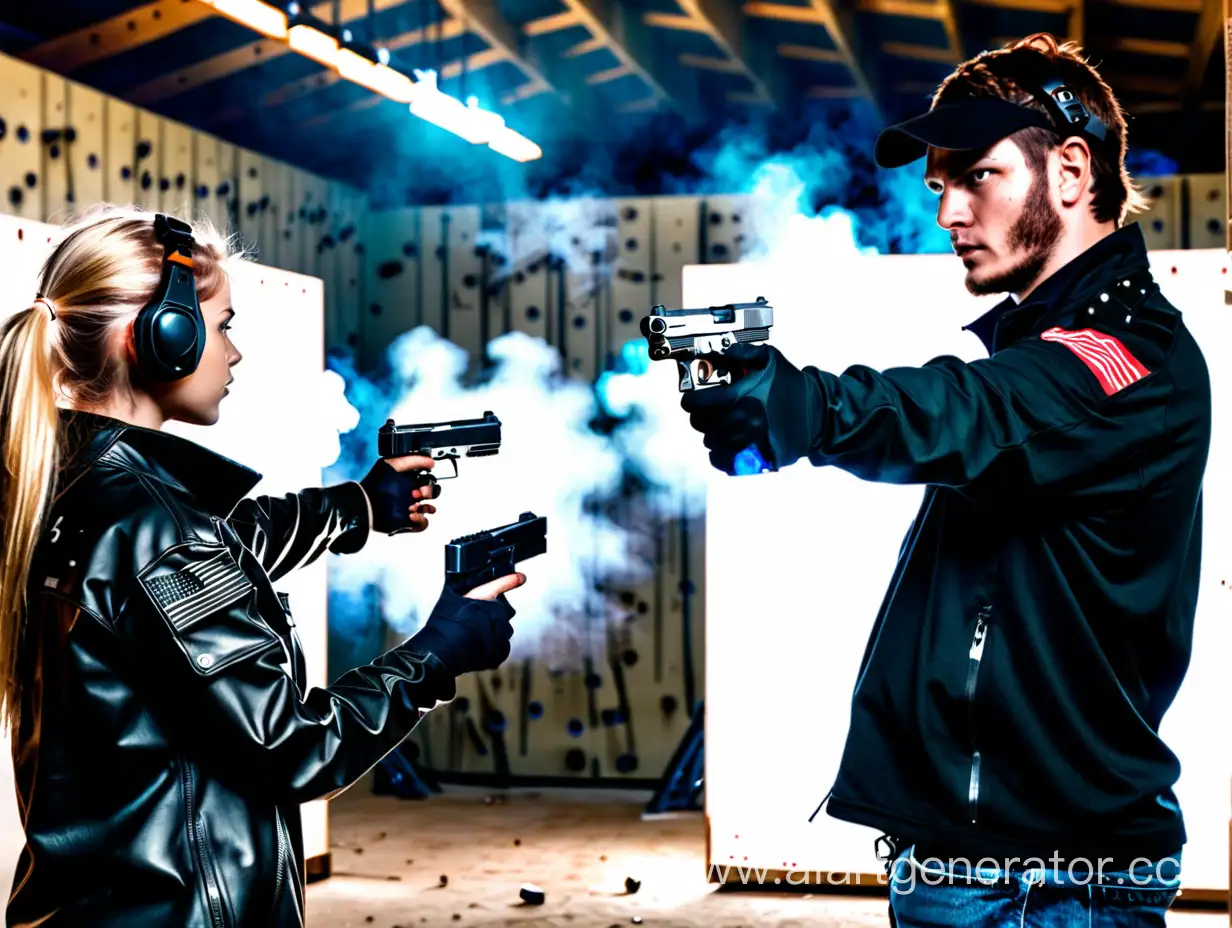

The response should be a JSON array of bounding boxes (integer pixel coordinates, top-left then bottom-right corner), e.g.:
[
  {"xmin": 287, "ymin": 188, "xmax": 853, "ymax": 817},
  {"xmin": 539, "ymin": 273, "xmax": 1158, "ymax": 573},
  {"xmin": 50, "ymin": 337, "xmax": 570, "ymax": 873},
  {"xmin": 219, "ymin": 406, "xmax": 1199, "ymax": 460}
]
[
  {"xmin": 680, "ymin": 343, "xmax": 821, "ymax": 474},
  {"xmin": 359, "ymin": 456, "xmax": 441, "ymax": 534}
]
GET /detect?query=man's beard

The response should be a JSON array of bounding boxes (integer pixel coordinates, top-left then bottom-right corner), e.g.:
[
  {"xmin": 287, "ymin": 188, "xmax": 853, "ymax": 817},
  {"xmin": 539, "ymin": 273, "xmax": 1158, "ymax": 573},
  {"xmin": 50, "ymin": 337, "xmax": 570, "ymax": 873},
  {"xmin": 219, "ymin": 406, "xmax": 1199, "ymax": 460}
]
[{"xmin": 966, "ymin": 172, "xmax": 1062, "ymax": 296}]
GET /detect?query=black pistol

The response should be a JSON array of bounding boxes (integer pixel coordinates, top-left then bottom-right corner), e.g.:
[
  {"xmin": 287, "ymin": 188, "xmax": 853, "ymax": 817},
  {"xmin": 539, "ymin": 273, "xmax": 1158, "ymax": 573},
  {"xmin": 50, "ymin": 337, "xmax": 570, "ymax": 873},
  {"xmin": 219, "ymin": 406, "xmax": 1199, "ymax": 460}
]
[
  {"xmin": 445, "ymin": 512, "xmax": 547, "ymax": 595},
  {"xmin": 377, "ymin": 411, "xmax": 501, "ymax": 484}
]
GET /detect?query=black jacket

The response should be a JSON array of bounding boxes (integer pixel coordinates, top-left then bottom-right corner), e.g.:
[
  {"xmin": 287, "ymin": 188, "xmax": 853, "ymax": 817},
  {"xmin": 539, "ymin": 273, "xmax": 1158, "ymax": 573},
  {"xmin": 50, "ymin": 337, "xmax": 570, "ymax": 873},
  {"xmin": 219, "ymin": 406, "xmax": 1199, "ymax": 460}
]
[
  {"xmin": 814, "ymin": 224, "xmax": 1209, "ymax": 864},
  {"xmin": 8, "ymin": 411, "xmax": 457, "ymax": 927}
]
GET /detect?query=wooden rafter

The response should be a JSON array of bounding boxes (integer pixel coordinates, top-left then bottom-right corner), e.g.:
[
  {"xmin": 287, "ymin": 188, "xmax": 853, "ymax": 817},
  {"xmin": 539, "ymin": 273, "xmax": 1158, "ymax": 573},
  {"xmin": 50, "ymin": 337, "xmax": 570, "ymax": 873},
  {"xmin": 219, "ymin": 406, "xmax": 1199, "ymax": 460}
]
[{"xmin": 21, "ymin": 0, "xmax": 212, "ymax": 71}]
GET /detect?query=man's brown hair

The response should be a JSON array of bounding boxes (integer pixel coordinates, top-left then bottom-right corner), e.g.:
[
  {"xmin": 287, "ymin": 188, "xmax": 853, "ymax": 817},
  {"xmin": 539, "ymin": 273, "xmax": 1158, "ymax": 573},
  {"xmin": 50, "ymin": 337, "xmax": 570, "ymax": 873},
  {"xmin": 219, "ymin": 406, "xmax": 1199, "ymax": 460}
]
[{"xmin": 932, "ymin": 33, "xmax": 1148, "ymax": 226}]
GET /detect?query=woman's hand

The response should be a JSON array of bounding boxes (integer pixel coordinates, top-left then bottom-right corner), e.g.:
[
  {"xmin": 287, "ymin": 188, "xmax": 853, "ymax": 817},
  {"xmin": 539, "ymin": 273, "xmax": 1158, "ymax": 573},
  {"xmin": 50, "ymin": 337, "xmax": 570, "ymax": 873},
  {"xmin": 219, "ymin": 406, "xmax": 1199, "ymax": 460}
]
[{"xmin": 359, "ymin": 455, "xmax": 442, "ymax": 534}]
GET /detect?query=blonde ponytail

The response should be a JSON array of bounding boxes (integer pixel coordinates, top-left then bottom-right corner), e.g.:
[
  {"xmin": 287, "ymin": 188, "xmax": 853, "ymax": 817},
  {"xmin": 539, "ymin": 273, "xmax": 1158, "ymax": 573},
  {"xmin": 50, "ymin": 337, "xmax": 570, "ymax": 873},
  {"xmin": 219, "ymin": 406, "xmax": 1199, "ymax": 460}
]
[
  {"xmin": 0, "ymin": 204, "xmax": 243, "ymax": 738},
  {"xmin": 0, "ymin": 304, "xmax": 61, "ymax": 737}
]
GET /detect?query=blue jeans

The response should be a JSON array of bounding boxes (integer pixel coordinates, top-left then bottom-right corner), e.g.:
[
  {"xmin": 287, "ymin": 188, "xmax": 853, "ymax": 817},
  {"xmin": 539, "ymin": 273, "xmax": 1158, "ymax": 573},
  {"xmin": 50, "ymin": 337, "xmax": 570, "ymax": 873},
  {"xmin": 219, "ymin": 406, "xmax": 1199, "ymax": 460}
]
[{"xmin": 888, "ymin": 844, "xmax": 1182, "ymax": 927}]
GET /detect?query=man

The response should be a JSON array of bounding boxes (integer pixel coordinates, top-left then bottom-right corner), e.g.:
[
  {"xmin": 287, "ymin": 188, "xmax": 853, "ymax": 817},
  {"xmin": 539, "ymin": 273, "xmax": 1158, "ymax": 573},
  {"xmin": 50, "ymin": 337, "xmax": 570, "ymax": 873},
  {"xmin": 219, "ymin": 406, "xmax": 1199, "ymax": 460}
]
[{"xmin": 682, "ymin": 33, "xmax": 1209, "ymax": 926}]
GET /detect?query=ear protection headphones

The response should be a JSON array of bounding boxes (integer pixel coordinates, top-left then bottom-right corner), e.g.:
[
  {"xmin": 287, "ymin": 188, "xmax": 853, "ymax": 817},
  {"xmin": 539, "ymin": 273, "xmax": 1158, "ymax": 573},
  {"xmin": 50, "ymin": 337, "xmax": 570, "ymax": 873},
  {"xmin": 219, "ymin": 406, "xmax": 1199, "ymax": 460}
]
[
  {"xmin": 1019, "ymin": 53, "xmax": 1111, "ymax": 149},
  {"xmin": 132, "ymin": 213, "xmax": 205, "ymax": 382}
]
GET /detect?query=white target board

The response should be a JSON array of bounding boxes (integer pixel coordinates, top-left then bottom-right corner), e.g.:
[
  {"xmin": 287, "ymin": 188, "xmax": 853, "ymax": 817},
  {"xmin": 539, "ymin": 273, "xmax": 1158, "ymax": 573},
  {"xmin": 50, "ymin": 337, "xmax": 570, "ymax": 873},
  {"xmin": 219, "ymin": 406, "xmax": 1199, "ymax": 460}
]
[
  {"xmin": 0, "ymin": 212, "xmax": 334, "ymax": 897},
  {"xmin": 695, "ymin": 243, "xmax": 1232, "ymax": 897}
]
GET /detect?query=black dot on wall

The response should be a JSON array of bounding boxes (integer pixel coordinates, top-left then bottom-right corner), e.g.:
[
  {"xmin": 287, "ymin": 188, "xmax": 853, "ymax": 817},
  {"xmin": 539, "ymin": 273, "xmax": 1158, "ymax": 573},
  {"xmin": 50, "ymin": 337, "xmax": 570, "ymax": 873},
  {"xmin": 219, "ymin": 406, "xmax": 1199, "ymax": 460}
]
[
  {"xmin": 377, "ymin": 260, "xmax": 404, "ymax": 279},
  {"xmin": 709, "ymin": 212, "xmax": 722, "ymax": 225},
  {"xmin": 8, "ymin": 187, "xmax": 22, "ymax": 207},
  {"xmin": 672, "ymin": 243, "xmax": 682, "ymax": 253},
  {"xmin": 0, "ymin": 119, "xmax": 6, "ymax": 141},
  {"xmin": 572, "ymin": 315, "xmax": 587, "ymax": 329},
  {"xmin": 567, "ymin": 718, "xmax": 584, "ymax": 737},
  {"xmin": 140, "ymin": 171, "xmax": 152, "ymax": 190},
  {"xmin": 16, "ymin": 125, "xmax": 29, "ymax": 143},
  {"xmin": 369, "ymin": 303, "xmax": 383, "ymax": 316},
  {"xmin": 621, "ymin": 205, "xmax": 638, "ymax": 221},
  {"xmin": 636, "ymin": 601, "xmax": 648, "ymax": 614},
  {"xmin": 1207, "ymin": 218, "xmax": 1221, "ymax": 235},
  {"xmin": 584, "ymin": 672, "xmax": 601, "ymax": 690},
  {"xmin": 621, "ymin": 649, "xmax": 638, "ymax": 667},
  {"xmin": 159, "ymin": 177, "xmax": 170, "ymax": 192},
  {"xmin": 48, "ymin": 144, "xmax": 60, "ymax": 160},
  {"xmin": 462, "ymin": 273, "xmax": 478, "ymax": 288},
  {"xmin": 527, "ymin": 700, "xmax": 543, "ymax": 719},
  {"xmin": 1152, "ymin": 220, "xmax": 1164, "ymax": 234},
  {"xmin": 625, "ymin": 237, "xmax": 638, "ymax": 251},
  {"xmin": 135, "ymin": 140, "xmax": 151, "ymax": 160},
  {"xmin": 24, "ymin": 172, "xmax": 36, "ymax": 188},
  {"xmin": 661, "ymin": 694, "xmax": 678, "ymax": 715},
  {"xmin": 121, "ymin": 166, "xmax": 132, "ymax": 180},
  {"xmin": 615, "ymin": 753, "xmax": 638, "ymax": 774},
  {"xmin": 248, "ymin": 166, "xmax": 258, "ymax": 178},
  {"xmin": 711, "ymin": 243, "xmax": 729, "ymax": 259},
  {"xmin": 401, "ymin": 241, "xmax": 418, "ymax": 258},
  {"xmin": 526, "ymin": 306, "xmax": 541, "ymax": 321},
  {"xmin": 345, "ymin": 332, "xmax": 358, "ymax": 347},
  {"xmin": 176, "ymin": 172, "xmax": 186, "ymax": 189},
  {"xmin": 572, "ymin": 358, "xmax": 582, "ymax": 370},
  {"xmin": 88, "ymin": 153, "xmax": 99, "ymax": 169},
  {"xmin": 565, "ymin": 748, "xmax": 586, "ymax": 772},
  {"xmin": 618, "ymin": 309, "xmax": 633, "ymax": 324}
]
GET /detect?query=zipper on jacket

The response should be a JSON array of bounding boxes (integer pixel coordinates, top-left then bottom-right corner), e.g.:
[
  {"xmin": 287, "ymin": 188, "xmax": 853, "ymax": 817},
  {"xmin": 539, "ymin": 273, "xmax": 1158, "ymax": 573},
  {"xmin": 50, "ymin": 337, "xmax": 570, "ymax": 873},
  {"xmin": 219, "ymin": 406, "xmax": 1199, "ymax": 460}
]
[
  {"xmin": 181, "ymin": 759, "xmax": 228, "ymax": 928},
  {"xmin": 271, "ymin": 806, "xmax": 288, "ymax": 918},
  {"xmin": 965, "ymin": 605, "xmax": 992, "ymax": 825}
]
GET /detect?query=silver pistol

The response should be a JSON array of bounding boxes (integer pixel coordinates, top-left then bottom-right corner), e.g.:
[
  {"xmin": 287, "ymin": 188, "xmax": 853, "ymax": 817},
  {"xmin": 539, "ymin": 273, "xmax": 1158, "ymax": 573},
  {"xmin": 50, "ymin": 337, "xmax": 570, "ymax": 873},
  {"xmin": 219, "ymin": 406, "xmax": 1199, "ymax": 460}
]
[{"xmin": 640, "ymin": 297, "xmax": 774, "ymax": 391}]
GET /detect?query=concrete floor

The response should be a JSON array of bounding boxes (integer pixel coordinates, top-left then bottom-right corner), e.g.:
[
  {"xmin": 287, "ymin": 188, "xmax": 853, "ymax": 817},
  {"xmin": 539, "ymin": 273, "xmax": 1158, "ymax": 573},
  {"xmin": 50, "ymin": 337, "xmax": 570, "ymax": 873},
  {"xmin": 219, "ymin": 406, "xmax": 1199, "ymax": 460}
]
[{"xmin": 307, "ymin": 785, "xmax": 1228, "ymax": 928}]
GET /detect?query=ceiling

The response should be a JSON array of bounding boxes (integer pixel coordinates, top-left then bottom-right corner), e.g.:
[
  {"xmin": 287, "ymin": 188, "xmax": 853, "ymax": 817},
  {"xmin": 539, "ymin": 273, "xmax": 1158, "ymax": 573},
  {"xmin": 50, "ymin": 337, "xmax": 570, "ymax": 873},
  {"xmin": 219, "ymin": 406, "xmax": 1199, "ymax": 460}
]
[{"xmin": 0, "ymin": 0, "xmax": 1223, "ymax": 202}]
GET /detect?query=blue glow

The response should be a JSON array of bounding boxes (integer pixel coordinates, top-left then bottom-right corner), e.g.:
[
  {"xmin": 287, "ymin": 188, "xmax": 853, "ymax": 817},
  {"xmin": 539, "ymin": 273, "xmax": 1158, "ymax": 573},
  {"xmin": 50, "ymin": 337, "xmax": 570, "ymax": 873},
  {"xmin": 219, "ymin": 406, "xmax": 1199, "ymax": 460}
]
[{"xmin": 732, "ymin": 444, "xmax": 772, "ymax": 476}]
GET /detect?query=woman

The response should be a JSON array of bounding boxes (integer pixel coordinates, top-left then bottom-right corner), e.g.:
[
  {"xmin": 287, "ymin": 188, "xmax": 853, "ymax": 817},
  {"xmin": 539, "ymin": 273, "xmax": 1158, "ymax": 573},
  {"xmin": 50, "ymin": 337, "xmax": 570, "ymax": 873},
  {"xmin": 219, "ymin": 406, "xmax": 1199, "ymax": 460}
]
[{"xmin": 0, "ymin": 206, "xmax": 525, "ymax": 927}]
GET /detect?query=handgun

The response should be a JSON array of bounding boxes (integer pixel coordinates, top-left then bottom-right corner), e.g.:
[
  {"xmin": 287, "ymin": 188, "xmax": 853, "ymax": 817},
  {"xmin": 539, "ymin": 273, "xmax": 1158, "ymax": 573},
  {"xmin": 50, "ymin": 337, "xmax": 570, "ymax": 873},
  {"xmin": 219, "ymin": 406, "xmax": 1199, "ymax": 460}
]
[
  {"xmin": 641, "ymin": 297, "xmax": 773, "ymax": 391},
  {"xmin": 377, "ymin": 412, "xmax": 501, "ymax": 482},
  {"xmin": 445, "ymin": 511, "xmax": 547, "ymax": 595}
]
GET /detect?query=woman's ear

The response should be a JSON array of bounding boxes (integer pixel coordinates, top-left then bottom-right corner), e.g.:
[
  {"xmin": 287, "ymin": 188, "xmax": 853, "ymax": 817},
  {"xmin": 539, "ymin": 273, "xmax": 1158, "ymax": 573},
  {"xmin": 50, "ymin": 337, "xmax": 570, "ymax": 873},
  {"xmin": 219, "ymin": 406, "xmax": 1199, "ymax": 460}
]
[{"xmin": 124, "ymin": 319, "xmax": 138, "ymax": 367}]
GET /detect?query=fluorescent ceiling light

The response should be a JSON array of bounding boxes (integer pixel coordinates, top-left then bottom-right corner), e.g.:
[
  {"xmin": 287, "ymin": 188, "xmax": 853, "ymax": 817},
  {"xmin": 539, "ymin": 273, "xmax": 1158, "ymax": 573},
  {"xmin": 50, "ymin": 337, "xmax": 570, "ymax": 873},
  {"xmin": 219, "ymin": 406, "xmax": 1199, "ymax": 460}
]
[
  {"xmin": 487, "ymin": 125, "xmax": 542, "ymax": 162},
  {"xmin": 204, "ymin": 0, "xmax": 288, "ymax": 38}
]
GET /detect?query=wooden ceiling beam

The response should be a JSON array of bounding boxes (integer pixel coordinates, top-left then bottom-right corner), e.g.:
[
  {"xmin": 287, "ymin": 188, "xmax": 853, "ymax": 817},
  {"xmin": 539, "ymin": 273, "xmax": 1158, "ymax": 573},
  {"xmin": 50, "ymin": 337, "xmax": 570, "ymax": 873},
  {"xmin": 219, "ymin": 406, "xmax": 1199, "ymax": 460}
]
[{"xmin": 21, "ymin": 0, "xmax": 213, "ymax": 72}]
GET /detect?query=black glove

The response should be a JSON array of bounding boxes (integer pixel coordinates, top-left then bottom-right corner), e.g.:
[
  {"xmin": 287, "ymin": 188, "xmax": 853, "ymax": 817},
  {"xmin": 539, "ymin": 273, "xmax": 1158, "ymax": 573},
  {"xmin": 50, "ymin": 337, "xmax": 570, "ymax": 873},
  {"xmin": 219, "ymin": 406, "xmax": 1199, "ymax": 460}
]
[
  {"xmin": 406, "ymin": 584, "xmax": 516, "ymax": 676},
  {"xmin": 359, "ymin": 458, "xmax": 441, "ymax": 534},
  {"xmin": 680, "ymin": 343, "xmax": 822, "ymax": 475}
]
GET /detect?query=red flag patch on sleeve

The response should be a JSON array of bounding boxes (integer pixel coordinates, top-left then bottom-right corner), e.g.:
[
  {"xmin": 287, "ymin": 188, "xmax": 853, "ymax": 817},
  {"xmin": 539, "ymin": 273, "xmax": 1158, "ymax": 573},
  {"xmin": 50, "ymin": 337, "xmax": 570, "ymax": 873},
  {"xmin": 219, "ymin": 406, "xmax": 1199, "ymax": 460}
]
[{"xmin": 1040, "ymin": 326, "xmax": 1150, "ymax": 396}]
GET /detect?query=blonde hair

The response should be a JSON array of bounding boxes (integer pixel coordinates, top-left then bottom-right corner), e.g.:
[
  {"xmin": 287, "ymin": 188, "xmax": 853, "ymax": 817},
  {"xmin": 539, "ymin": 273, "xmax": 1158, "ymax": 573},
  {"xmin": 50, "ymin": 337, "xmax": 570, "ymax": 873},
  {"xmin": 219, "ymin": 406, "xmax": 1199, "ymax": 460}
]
[
  {"xmin": 0, "ymin": 204, "xmax": 242, "ymax": 737},
  {"xmin": 933, "ymin": 33, "xmax": 1148, "ymax": 225}
]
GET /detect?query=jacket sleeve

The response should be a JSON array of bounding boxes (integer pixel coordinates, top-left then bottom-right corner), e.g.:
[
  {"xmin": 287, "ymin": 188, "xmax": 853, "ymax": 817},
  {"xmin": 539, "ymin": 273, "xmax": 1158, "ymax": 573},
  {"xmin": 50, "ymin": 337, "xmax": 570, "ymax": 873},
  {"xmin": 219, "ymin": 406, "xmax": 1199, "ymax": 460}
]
[
  {"xmin": 124, "ymin": 536, "xmax": 450, "ymax": 804},
  {"xmin": 801, "ymin": 331, "xmax": 1169, "ymax": 493},
  {"xmin": 225, "ymin": 481, "xmax": 371, "ymax": 583}
]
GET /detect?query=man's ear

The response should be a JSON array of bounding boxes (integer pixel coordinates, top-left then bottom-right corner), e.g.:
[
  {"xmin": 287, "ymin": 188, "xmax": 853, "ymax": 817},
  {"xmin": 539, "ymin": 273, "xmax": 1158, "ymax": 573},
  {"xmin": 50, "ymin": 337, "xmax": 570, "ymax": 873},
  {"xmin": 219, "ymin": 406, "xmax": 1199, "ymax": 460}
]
[{"xmin": 1055, "ymin": 137, "xmax": 1093, "ymax": 208}]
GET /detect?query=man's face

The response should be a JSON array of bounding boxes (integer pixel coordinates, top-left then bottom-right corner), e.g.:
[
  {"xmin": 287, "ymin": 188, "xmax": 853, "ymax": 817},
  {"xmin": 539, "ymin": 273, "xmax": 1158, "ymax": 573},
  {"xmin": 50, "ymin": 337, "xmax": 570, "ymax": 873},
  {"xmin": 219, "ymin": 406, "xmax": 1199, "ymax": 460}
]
[{"xmin": 924, "ymin": 136, "xmax": 1062, "ymax": 297}]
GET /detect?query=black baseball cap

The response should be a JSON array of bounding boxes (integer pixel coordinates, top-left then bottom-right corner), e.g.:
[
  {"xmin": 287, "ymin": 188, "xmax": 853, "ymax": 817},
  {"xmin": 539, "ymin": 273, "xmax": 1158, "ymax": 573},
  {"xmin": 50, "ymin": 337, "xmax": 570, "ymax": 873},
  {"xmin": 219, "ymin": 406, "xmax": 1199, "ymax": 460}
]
[{"xmin": 874, "ymin": 98, "xmax": 1058, "ymax": 169}]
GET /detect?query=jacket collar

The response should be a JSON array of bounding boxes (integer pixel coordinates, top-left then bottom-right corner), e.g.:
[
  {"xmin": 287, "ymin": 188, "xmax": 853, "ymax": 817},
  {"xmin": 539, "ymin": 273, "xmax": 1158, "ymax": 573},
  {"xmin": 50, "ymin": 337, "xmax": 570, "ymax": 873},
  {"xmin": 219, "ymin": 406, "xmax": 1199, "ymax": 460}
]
[
  {"xmin": 57, "ymin": 409, "xmax": 263, "ymax": 517},
  {"xmin": 962, "ymin": 222, "xmax": 1152, "ymax": 355}
]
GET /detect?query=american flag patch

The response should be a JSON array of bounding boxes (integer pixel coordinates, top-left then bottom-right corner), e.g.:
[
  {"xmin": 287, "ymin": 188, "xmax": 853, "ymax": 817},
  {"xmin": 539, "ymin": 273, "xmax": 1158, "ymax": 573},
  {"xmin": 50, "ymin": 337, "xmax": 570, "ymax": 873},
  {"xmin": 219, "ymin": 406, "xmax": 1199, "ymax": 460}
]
[
  {"xmin": 145, "ymin": 551, "xmax": 254, "ymax": 630},
  {"xmin": 1040, "ymin": 327, "xmax": 1151, "ymax": 396}
]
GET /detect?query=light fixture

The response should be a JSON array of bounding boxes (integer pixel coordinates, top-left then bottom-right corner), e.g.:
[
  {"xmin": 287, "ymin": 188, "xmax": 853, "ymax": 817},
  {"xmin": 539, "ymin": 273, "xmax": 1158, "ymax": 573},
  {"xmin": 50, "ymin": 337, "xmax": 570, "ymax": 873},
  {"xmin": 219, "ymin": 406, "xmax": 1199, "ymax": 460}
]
[
  {"xmin": 204, "ymin": 0, "xmax": 288, "ymax": 38},
  {"xmin": 487, "ymin": 125, "xmax": 542, "ymax": 162},
  {"xmin": 336, "ymin": 32, "xmax": 416, "ymax": 103},
  {"xmin": 286, "ymin": 2, "xmax": 341, "ymax": 68}
]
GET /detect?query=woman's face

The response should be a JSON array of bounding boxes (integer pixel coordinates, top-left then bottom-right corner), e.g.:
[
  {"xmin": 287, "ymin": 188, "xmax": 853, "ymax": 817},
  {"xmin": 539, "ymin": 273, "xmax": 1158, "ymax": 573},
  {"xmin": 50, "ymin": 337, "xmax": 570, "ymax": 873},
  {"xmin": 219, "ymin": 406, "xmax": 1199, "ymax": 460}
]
[{"xmin": 152, "ymin": 279, "xmax": 242, "ymax": 427}]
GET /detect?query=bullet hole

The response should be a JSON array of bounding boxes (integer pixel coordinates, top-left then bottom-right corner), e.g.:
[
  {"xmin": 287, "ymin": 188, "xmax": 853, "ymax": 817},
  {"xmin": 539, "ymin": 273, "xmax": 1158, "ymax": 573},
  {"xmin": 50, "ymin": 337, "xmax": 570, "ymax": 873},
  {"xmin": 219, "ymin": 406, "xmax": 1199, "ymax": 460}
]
[
  {"xmin": 527, "ymin": 700, "xmax": 543, "ymax": 719},
  {"xmin": 369, "ymin": 303, "xmax": 383, "ymax": 316},
  {"xmin": 8, "ymin": 188, "xmax": 22, "ymax": 207},
  {"xmin": 16, "ymin": 125, "xmax": 29, "ymax": 143},
  {"xmin": 636, "ymin": 601, "xmax": 648, "ymax": 614},
  {"xmin": 673, "ymin": 242, "xmax": 682, "ymax": 253},
  {"xmin": 621, "ymin": 205, "xmax": 638, "ymax": 221},
  {"xmin": 401, "ymin": 241, "xmax": 418, "ymax": 257},
  {"xmin": 564, "ymin": 748, "xmax": 586, "ymax": 771},
  {"xmin": 248, "ymin": 166, "xmax": 258, "ymax": 178},
  {"xmin": 526, "ymin": 306, "xmax": 541, "ymax": 321},
  {"xmin": 1152, "ymin": 220, "xmax": 1164, "ymax": 234},
  {"xmin": 711, "ymin": 243, "xmax": 729, "ymax": 259},
  {"xmin": 616, "ymin": 753, "xmax": 638, "ymax": 773},
  {"xmin": 135, "ymin": 140, "xmax": 151, "ymax": 160},
  {"xmin": 661, "ymin": 694, "xmax": 678, "ymax": 715},
  {"xmin": 128, "ymin": 19, "xmax": 137, "ymax": 31},
  {"xmin": 346, "ymin": 332, "xmax": 358, "ymax": 346},
  {"xmin": 462, "ymin": 273, "xmax": 478, "ymax": 288},
  {"xmin": 0, "ymin": 118, "xmax": 5, "ymax": 141},
  {"xmin": 140, "ymin": 171, "xmax": 152, "ymax": 190},
  {"xmin": 284, "ymin": 229, "xmax": 292, "ymax": 240},
  {"xmin": 88, "ymin": 153, "xmax": 100, "ymax": 169},
  {"xmin": 246, "ymin": 202, "xmax": 258, "ymax": 217},
  {"xmin": 1148, "ymin": 185, "xmax": 1162, "ymax": 198},
  {"xmin": 24, "ymin": 172, "xmax": 36, "ymax": 188},
  {"xmin": 377, "ymin": 260, "xmax": 404, "ymax": 279},
  {"xmin": 1208, "ymin": 218, "xmax": 1222, "ymax": 235},
  {"xmin": 573, "ymin": 315, "xmax": 587, "ymax": 329},
  {"xmin": 709, "ymin": 211, "xmax": 722, "ymax": 225},
  {"xmin": 621, "ymin": 649, "xmax": 638, "ymax": 667},
  {"xmin": 121, "ymin": 166, "xmax": 132, "ymax": 180},
  {"xmin": 159, "ymin": 178, "xmax": 170, "ymax": 191},
  {"xmin": 49, "ymin": 144, "xmax": 60, "ymax": 160},
  {"xmin": 435, "ymin": 244, "xmax": 446, "ymax": 261},
  {"xmin": 216, "ymin": 181, "xmax": 230, "ymax": 196},
  {"xmin": 259, "ymin": 194, "xmax": 269, "ymax": 209},
  {"xmin": 339, "ymin": 224, "xmax": 355, "ymax": 241},
  {"xmin": 601, "ymin": 708, "xmax": 624, "ymax": 726},
  {"xmin": 566, "ymin": 718, "xmax": 584, "ymax": 737},
  {"xmin": 618, "ymin": 309, "xmax": 633, "ymax": 324},
  {"xmin": 625, "ymin": 237, "xmax": 638, "ymax": 251}
]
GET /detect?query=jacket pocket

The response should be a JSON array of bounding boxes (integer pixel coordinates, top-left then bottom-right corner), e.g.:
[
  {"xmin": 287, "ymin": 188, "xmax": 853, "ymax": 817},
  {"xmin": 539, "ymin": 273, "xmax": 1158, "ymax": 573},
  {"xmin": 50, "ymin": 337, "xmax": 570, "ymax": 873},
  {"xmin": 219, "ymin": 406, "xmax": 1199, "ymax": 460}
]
[
  {"xmin": 965, "ymin": 605, "xmax": 992, "ymax": 825},
  {"xmin": 180, "ymin": 759, "xmax": 230, "ymax": 928}
]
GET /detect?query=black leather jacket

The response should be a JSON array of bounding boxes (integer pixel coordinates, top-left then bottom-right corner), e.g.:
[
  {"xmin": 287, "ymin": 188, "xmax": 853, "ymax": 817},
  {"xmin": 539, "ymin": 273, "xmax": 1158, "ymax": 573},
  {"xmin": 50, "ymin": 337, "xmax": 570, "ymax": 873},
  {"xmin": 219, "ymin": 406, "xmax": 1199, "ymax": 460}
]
[{"xmin": 8, "ymin": 411, "xmax": 457, "ymax": 927}]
